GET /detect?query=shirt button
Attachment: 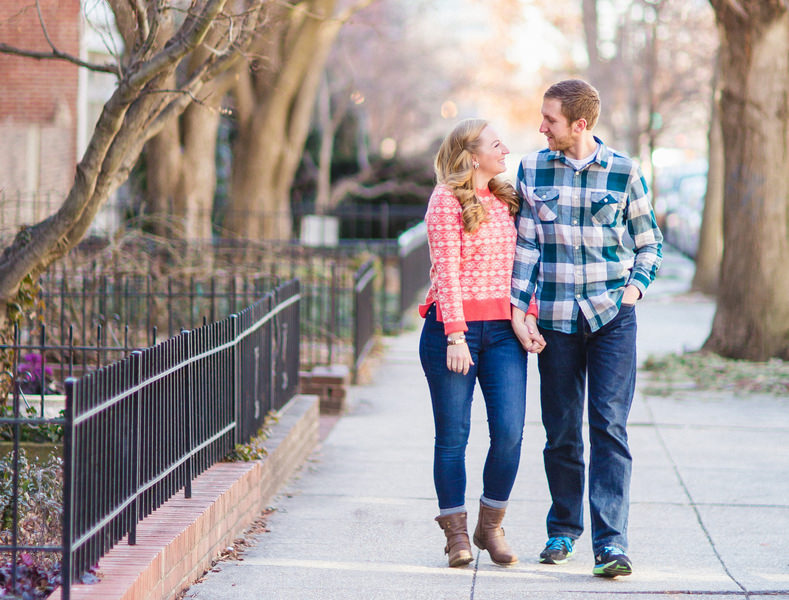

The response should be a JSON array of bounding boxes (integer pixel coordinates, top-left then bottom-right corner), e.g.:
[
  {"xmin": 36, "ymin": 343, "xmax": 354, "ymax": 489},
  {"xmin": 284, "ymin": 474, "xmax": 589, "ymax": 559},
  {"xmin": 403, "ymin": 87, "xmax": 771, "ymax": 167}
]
[
  {"xmin": 572, "ymin": 219, "xmax": 578, "ymax": 225},
  {"xmin": 575, "ymin": 294, "xmax": 581, "ymax": 299}
]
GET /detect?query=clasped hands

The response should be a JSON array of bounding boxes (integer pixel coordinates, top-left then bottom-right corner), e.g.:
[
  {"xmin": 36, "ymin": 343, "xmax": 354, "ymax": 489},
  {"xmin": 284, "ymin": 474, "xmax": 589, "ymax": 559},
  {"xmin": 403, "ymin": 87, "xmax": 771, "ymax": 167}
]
[
  {"xmin": 445, "ymin": 308, "xmax": 547, "ymax": 375},
  {"xmin": 511, "ymin": 306, "xmax": 546, "ymax": 354}
]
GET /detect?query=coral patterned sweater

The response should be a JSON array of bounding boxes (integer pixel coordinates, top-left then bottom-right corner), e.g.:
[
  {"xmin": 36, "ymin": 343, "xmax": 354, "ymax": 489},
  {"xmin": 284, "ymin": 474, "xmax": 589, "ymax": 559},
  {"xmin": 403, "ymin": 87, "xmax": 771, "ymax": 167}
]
[{"xmin": 419, "ymin": 184, "xmax": 537, "ymax": 335}]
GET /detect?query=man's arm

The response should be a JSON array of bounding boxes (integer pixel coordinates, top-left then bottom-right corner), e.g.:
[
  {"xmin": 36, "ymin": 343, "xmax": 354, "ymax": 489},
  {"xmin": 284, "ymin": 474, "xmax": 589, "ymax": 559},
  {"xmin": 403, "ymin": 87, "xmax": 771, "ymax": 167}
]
[
  {"xmin": 511, "ymin": 161, "xmax": 541, "ymax": 311},
  {"xmin": 625, "ymin": 164, "xmax": 663, "ymax": 297}
]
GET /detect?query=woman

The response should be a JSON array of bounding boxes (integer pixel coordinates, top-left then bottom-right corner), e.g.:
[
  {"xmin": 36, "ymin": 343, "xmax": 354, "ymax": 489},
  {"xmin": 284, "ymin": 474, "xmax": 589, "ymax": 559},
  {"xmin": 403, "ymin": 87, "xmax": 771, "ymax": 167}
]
[{"xmin": 419, "ymin": 118, "xmax": 544, "ymax": 568}]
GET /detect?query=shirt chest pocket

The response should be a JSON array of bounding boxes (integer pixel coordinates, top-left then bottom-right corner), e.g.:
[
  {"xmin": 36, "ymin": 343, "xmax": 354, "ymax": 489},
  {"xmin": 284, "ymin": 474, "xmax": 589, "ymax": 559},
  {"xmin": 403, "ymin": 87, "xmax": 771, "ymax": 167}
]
[
  {"xmin": 532, "ymin": 187, "xmax": 559, "ymax": 222},
  {"xmin": 590, "ymin": 192, "xmax": 626, "ymax": 226}
]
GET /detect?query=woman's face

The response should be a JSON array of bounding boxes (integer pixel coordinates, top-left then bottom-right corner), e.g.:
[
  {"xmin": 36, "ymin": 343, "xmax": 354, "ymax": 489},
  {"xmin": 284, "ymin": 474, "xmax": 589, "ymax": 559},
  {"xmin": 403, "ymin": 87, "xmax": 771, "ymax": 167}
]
[{"xmin": 473, "ymin": 126, "xmax": 509, "ymax": 182}]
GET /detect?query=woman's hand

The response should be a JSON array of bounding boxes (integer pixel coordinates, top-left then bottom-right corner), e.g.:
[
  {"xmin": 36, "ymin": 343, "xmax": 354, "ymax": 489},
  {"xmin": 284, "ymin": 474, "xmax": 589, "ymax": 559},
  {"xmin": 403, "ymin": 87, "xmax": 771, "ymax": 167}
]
[
  {"xmin": 447, "ymin": 338, "xmax": 474, "ymax": 375},
  {"xmin": 512, "ymin": 307, "xmax": 546, "ymax": 354},
  {"xmin": 523, "ymin": 314, "xmax": 546, "ymax": 353}
]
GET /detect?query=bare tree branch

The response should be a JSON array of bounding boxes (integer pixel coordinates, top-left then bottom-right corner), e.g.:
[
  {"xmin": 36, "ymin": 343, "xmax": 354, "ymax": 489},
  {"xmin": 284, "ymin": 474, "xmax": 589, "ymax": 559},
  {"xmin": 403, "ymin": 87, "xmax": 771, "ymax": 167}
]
[
  {"xmin": 0, "ymin": 42, "xmax": 120, "ymax": 73},
  {"xmin": 330, "ymin": 175, "xmax": 432, "ymax": 206},
  {"xmin": 725, "ymin": 0, "xmax": 749, "ymax": 18},
  {"xmin": 129, "ymin": 0, "xmax": 150, "ymax": 44},
  {"xmin": 35, "ymin": 0, "xmax": 57, "ymax": 52}
]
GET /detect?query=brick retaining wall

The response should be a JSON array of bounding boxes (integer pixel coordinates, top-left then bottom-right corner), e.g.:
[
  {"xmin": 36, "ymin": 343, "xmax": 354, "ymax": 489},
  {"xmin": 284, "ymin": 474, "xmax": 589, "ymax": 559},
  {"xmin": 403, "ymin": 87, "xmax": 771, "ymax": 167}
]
[{"xmin": 51, "ymin": 394, "xmax": 320, "ymax": 600}]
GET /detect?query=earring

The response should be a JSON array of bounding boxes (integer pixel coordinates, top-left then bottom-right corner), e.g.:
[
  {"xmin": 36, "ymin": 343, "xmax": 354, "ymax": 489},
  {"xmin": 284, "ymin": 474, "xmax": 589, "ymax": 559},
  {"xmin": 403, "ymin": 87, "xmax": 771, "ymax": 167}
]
[{"xmin": 472, "ymin": 160, "xmax": 480, "ymax": 169}]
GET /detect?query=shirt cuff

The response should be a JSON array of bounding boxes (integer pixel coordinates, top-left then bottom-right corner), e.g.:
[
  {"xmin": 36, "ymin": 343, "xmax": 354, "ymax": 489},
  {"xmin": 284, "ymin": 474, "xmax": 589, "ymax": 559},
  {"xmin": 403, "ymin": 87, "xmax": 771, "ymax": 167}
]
[
  {"xmin": 626, "ymin": 275, "xmax": 648, "ymax": 298},
  {"xmin": 443, "ymin": 321, "xmax": 468, "ymax": 336}
]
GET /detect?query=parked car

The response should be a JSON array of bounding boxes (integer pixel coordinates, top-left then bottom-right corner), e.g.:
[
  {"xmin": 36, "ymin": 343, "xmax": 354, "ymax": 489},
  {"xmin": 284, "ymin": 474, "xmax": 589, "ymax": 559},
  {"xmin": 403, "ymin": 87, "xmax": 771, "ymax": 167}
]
[{"xmin": 653, "ymin": 161, "xmax": 707, "ymax": 258}]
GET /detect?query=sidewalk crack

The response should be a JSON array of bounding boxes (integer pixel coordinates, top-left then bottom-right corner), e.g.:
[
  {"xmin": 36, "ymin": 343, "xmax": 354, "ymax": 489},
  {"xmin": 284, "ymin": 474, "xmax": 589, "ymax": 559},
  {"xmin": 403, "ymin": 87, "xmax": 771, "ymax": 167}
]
[
  {"xmin": 644, "ymin": 398, "xmax": 749, "ymax": 595},
  {"xmin": 469, "ymin": 549, "xmax": 480, "ymax": 600}
]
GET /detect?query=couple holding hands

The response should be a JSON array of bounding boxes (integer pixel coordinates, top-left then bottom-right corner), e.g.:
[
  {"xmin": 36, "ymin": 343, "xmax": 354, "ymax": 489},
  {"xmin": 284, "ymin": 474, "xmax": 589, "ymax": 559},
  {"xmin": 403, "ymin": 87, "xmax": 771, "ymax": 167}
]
[{"xmin": 418, "ymin": 79, "xmax": 663, "ymax": 578}]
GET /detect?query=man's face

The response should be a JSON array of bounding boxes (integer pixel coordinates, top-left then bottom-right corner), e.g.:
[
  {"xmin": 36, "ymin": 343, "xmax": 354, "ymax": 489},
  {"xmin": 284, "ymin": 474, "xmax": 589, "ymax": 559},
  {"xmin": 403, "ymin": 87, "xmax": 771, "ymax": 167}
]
[{"xmin": 539, "ymin": 97, "xmax": 575, "ymax": 152}]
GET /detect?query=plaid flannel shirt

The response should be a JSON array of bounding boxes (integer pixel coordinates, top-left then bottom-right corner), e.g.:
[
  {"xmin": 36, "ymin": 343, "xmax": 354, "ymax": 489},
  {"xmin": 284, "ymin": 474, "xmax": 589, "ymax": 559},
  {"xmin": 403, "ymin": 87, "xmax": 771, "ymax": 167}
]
[{"xmin": 511, "ymin": 137, "xmax": 663, "ymax": 333}]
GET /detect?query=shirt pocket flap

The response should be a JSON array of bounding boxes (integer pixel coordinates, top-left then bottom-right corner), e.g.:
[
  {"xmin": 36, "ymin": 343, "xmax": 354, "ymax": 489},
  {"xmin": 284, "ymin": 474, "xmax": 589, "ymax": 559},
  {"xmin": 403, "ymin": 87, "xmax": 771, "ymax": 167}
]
[
  {"xmin": 590, "ymin": 192, "xmax": 625, "ymax": 225},
  {"xmin": 532, "ymin": 187, "xmax": 559, "ymax": 221}
]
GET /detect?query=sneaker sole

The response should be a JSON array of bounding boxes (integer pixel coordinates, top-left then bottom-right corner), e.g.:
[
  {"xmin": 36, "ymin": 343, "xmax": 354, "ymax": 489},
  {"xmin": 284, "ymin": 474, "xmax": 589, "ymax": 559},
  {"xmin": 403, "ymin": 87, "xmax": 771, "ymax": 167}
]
[{"xmin": 593, "ymin": 560, "xmax": 632, "ymax": 578}]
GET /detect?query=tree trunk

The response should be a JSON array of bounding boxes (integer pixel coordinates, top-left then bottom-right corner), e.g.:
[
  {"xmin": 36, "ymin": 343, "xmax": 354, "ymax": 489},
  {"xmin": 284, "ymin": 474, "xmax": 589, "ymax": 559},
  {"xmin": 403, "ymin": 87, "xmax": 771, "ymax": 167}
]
[
  {"xmin": 180, "ymin": 102, "xmax": 221, "ymax": 242},
  {"xmin": 315, "ymin": 73, "xmax": 334, "ymax": 215},
  {"xmin": 691, "ymin": 59, "xmax": 723, "ymax": 295},
  {"xmin": 223, "ymin": 0, "xmax": 374, "ymax": 241},
  {"xmin": 704, "ymin": 2, "xmax": 789, "ymax": 360},
  {"xmin": 145, "ymin": 93, "xmax": 182, "ymax": 237},
  {"xmin": 0, "ymin": 0, "xmax": 259, "ymax": 333}
]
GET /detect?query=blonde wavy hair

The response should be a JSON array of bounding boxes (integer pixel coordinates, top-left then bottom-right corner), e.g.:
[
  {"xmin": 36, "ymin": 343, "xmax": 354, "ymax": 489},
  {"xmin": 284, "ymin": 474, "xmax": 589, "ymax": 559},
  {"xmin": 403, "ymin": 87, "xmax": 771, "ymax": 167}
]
[{"xmin": 434, "ymin": 118, "xmax": 519, "ymax": 233}]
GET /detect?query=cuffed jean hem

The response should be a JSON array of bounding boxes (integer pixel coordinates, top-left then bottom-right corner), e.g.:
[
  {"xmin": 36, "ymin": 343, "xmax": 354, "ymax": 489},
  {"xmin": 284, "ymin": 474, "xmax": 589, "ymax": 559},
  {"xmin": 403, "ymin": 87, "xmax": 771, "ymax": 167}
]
[
  {"xmin": 480, "ymin": 495, "xmax": 508, "ymax": 510},
  {"xmin": 439, "ymin": 505, "xmax": 467, "ymax": 516}
]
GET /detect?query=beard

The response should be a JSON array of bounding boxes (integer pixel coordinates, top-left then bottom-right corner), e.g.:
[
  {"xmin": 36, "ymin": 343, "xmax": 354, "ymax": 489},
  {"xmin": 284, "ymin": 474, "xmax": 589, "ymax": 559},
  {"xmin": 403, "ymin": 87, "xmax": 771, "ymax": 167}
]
[{"xmin": 547, "ymin": 134, "xmax": 572, "ymax": 153}]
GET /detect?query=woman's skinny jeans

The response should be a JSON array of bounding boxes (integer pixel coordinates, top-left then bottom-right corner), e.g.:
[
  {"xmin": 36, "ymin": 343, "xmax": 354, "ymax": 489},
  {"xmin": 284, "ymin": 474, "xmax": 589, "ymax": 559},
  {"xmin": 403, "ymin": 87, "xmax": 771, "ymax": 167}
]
[{"xmin": 419, "ymin": 304, "xmax": 528, "ymax": 510}]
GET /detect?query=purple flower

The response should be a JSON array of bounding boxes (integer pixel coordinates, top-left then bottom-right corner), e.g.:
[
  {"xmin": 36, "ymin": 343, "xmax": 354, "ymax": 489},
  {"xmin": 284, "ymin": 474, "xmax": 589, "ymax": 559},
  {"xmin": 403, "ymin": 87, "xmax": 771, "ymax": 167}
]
[{"xmin": 18, "ymin": 353, "xmax": 53, "ymax": 380}]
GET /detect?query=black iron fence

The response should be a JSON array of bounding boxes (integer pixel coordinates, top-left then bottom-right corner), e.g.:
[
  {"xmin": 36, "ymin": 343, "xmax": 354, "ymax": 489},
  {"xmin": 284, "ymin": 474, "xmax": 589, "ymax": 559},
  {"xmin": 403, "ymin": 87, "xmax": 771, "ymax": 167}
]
[
  {"xmin": 37, "ymin": 228, "xmax": 430, "ymax": 374},
  {"xmin": 352, "ymin": 259, "xmax": 376, "ymax": 383},
  {"xmin": 0, "ymin": 280, "xmax": 300, "ymax": 600},
  {"xmin": 398, "ymin": 222, "xmax": 430, "ymax": 321},
  {"xmin": 0, "ymin": 191, "xmax": 426, "ymax": 243}
]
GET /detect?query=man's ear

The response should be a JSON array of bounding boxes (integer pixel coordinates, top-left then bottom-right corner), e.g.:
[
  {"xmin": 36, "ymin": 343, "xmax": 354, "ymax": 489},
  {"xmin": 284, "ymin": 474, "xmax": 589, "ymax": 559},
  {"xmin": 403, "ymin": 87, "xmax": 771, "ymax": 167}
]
[{"xmin": 573, "ymin": 118, "xmax": 588, "ymax": 133}]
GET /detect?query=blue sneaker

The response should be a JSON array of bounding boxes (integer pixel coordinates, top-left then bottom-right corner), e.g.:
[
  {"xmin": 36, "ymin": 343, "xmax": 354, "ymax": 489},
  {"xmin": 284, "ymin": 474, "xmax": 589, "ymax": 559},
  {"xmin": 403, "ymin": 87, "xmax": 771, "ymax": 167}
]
[
  {"xmin": 539, "ymin": 536, "xmax": 575, "ymax": 564},
  {"xmin": 593, "ymin": 546, "xmax": 633, "ymax": 577}
]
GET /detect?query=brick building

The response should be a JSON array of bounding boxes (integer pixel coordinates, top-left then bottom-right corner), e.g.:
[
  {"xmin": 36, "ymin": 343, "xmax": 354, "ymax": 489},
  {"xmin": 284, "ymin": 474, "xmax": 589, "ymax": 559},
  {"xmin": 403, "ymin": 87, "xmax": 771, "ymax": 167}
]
[
  {"xmin": 0, "ymin": 0, "xmax": 81, "ymax": 197},
  {"xmin": 0, "ymin": 1, "xmax": 122, "ymax": 238}
]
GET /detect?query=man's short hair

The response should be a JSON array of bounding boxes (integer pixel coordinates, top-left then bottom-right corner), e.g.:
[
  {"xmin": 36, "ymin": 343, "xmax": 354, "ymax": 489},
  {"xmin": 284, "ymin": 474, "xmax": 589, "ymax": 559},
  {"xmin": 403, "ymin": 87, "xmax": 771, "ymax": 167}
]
[{"xmin": 544, "ymin": 79, "xmax": 600, "ymax": 130}]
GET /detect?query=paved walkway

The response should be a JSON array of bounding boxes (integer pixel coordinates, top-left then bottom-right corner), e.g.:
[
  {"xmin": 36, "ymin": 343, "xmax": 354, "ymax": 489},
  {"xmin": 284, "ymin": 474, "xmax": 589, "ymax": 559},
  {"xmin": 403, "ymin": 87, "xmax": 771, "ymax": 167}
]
[{"xmin": 185, "ymin": 250, "xmax": 789, "ymax": 600}]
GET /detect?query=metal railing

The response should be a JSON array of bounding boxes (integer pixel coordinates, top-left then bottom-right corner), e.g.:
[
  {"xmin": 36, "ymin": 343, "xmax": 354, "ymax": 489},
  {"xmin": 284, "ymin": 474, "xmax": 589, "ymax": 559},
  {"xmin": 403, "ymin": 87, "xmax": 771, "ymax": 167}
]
[
  {"xmin": 36, "ymin": 231, "xmax": 427, "ymax": 372},
  {"xmin": 352, "ymin": 259, "xmax": 376, "ymax": 383},
  {"xmin": 397, "ymin": 222, "xmax": 430, "ymax": 321},
  {"xmin": 0, "ymin": 191, "xmax": 426, "ymax": 243},
  {"xmin": 0, "ymin": 280, "xmax": 300, "ymax": 600}
]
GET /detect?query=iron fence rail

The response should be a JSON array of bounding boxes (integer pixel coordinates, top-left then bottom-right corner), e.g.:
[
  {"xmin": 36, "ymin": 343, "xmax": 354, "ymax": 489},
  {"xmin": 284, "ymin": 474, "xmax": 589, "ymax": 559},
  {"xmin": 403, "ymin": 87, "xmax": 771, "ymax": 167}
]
[
  {"xmin": 0, "ymin": 280, "xmax": 300, "ymax": 600},
  {"xmin": 398, "ymin": 222, "xmax": 430, "ymax": 320},
  {"xmin": 352, "ymin": 259, "xmax": 376, "ymax": 383},
  {"xmin": 34, "ymin": 230, "xmax": 429, "ymax": 376},
  {"xmin": 0, "ymin": 192, "xmax": 426, "ymax": 242}
]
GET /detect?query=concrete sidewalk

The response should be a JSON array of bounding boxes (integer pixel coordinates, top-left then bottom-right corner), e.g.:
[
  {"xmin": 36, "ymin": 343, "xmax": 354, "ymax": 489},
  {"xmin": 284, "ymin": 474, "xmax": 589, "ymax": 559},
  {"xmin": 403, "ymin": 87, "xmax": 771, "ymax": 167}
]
[{"xmin": 184, "ymin": 250, "xmax": 789, "ymax": 600}]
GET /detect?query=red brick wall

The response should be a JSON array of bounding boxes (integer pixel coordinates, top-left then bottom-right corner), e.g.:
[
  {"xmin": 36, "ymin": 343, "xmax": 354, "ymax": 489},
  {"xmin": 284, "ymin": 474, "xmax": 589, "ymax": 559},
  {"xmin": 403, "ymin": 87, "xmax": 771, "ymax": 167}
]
[{"xmin": 0, "ymin": 0, "xmax": 81, "ymax": 194}]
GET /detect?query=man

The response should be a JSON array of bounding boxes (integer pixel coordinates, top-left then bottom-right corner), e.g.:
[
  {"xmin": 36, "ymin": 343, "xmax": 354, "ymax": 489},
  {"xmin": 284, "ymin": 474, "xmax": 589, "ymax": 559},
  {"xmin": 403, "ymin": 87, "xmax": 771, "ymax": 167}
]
[{"xmin": 510, "ymin": 79, "xmax": 663, "ymax": 578}]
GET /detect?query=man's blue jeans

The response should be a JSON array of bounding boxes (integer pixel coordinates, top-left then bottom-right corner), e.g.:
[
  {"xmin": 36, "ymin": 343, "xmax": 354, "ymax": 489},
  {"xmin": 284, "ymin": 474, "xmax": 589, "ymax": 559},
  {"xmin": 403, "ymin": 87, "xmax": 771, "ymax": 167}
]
[
  {"xmin": 537, "ymin": 303, "xmax": 637, "ymax": 553},
  {"xmin": 419, "ymin": 304, "xmax": 528, "ymax": 510}
]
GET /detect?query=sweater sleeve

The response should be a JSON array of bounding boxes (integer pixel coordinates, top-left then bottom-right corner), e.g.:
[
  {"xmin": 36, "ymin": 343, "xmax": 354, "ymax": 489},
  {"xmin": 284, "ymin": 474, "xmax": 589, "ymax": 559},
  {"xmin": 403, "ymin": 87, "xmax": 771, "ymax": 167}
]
[
  {"xmin": 425, "ymin": 186, "xmax": 467, "ymax": 334},
  {"xmin": 527, "ymin": 294, "xmax": 538, "ymax": 318}
]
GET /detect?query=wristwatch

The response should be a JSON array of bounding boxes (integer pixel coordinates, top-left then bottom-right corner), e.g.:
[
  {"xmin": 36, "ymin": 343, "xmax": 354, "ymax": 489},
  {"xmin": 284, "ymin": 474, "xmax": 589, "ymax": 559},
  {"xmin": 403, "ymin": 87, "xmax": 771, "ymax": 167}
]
[{"xmin": 447, "ymin": 334, "xmax": 467, "ymax": 346}]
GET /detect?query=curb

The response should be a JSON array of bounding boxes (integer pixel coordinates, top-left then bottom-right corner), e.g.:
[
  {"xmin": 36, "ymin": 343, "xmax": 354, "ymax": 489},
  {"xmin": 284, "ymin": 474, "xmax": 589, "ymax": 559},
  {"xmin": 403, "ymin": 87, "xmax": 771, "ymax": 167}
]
[{"xmin": 51, "ymin": 394, "xmax": 320, "ymax": 600}]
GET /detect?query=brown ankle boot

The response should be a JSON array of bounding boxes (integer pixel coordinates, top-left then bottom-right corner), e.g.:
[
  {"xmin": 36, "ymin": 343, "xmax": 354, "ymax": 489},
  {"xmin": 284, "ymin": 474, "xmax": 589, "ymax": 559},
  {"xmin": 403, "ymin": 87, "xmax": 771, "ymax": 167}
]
[
  {"xmin": 473, "ymin": 501, "xmax": 518, "ymax": 566},
  {"xmin": 435, "ymin": 512, "xmax": 474, "ymax": 567}
]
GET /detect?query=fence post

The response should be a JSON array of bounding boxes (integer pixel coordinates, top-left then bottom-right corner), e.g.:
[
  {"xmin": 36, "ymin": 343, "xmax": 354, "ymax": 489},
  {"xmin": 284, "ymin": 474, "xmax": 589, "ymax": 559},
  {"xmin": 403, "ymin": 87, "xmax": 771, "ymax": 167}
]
[
  {"xmin": 269, "ymin": 291, "xmax": 276, "ymax": 417},
  {"xmin": 128, "ymin": 351, "xmax": 143, "ymax": 545},
  {"xmin": 230, "ymin": 314, "xmax": 240, "ymax": 447},
  {"xmin": 62, "ymin": 377, "xmax": 77, "ymax": 600},
  {"xmin": 329, "ymin": 263, "xmax": 337, "ymax": 364},
  {"xmin": 182, "ymin": 330, "xmax": 194, "ymax": 499}
]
